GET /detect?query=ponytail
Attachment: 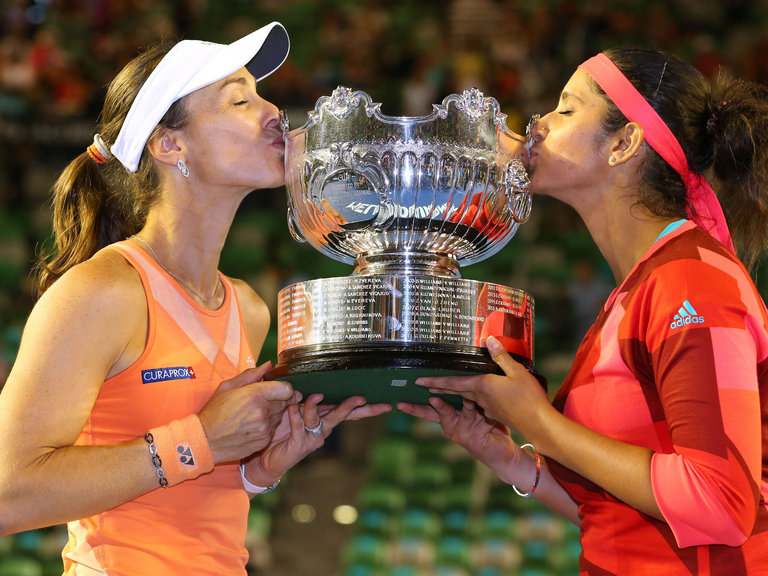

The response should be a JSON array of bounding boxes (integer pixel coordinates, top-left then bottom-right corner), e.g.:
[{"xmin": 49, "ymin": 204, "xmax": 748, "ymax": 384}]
[
  {"xmin": 34, "ymin": 40, "xmax": 186, "ymax": 296},
  {"xmin": 598, "ymin": 48, "xmax": 768, "ymax": 272},
  {"xmin": 709, "ymin": 76, "xmax": 768, "ymax": 270},
  {"xmin": 35, "ymin": 152, "xmax": 138, "ymax": 294}
]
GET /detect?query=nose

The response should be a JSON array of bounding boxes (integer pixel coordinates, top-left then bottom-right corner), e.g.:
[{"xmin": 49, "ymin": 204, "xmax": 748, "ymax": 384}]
[{"xmin": 257, "ymin": 95, "xmax": 282, "ymax": 130}]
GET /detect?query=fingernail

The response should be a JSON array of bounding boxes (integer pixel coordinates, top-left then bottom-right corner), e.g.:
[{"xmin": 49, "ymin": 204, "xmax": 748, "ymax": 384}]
[{"xmin": 486, "ymin": 335, "xmax": 502, "ymax": 354}]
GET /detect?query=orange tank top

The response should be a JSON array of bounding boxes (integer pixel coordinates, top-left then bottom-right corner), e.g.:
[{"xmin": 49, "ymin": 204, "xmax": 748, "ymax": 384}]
[{"xmin": 62, "ymin": 242, "xmax": 257, "ymax": 575}]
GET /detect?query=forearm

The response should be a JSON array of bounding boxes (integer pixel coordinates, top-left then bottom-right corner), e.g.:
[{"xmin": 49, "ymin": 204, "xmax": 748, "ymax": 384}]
[
  {"xmin": 0, "ymin": 414, "xmax": 215, "ymax": 536},
  {"xmin": 0, "ymin": 439, "xmax": 160, "ymax": 536},
  {"xmin": 493, "ymin": 449, "xmax": 581, "ymax": 525},
  {"xmin": 527, "ymin": 407, "xmax": 662, "ymax": 520},
  {"xmin": 530, "ymin": 462, "xmax": 581, "ymax": 525}
]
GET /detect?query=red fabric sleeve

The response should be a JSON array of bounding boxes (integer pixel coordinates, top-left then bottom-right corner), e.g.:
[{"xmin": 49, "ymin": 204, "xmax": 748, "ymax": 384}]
[{"xmin": 645, "ymin": 254, "xmax": 765, "ymax": 547}]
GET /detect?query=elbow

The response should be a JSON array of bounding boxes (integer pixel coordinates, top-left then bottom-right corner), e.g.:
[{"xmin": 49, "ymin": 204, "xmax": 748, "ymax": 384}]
[
  {"xmin": 0, "ymin": 481, "xmax": 14, "ymax": 536},
  {"xmin": 0, "ymin": 522, "xmax": 17, "ymax": 540},
  {"xmin": 652, "ymin": 452, "xmax": 758, "ymax": 548},
  {"xmin": 0, "ymin": 477, "xmax": 43, "ymax": 537},
  {"xmin": 669, "ymin": 502, "xmax": 755, "ymax": 548},
  {"xmin": 672, "ymin": 519, "xmax": 750, "ymax": 549},
  {"xmin": 719, "ymin": 531, "xmax": 749, "ymax": 548},
  {"xmin": 699, "ymin": 491, "xmax": 758, "ymax": 547},
  {"xmin": 691, "ymin": 521, "xmax": 749, "ymax": 548},
  {"xmin": 0, "ymin": 501, "xmax": 23, "ymax": 538},
  {"xmin": 713, "ymin": 504, "xmax": 754, "ymax": 548},
  {"xmin": 0, "ymin": 494, "xmax": 23, "ymax": 538}
]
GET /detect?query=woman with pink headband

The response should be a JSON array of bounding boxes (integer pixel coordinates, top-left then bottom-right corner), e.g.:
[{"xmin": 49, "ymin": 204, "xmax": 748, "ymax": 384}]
[
  {"xmin": 0, "ymin": 22, "xmax": 389, "ymax": 574},
  {"xmin": 401, "ymin": 47, "xmax": 768, "ymax": 573}
]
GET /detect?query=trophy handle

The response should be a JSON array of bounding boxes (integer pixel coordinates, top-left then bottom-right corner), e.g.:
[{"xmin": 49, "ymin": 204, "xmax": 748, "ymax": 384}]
[
  {"xmin": 286, "ymin": 205, "xmax": 307, "ymax": 243},
  {"xmin": 509, "ymin": 191, "xmax": 533, "ymax": 224},
  {"xmin": 504, "ymin": 159, "xmax": 532, "ymax": 224}
]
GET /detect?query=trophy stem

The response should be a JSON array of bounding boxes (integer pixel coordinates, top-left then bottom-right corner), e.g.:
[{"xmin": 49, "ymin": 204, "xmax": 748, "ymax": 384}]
[{"xmin": 353, "ymin": 251, "xmax": 461, "ymax": 277}]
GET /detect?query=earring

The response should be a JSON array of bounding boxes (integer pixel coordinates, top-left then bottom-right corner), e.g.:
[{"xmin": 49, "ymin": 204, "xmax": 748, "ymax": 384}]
[
  {"xmin": 177, "ymin": 159, "xmax": 190, "ymax": 178},
  {"xmin": 609, "ymin": 155, "xmax": 616, "ymax": 164}
]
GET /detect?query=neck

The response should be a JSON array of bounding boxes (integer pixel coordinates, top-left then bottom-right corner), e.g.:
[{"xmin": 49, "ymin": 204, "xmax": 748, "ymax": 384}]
[
  {"xmin": 133, "ymin": 205, "xmax": 235, "ymax": 304},
  {"xmin": 575, "ymin": 194, "xmax": 674, "ymax": 285},
  {"xmin": 131, "ymin": 234, "xmax": 223, "ymax": 304}
]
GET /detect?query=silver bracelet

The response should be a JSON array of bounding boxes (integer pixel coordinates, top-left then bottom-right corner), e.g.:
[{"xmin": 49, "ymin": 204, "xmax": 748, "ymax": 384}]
[
  {"xmin": 239, "ymin": 463, "xmax": 280, "ymax": 494},
  {"xmin": 512, "ymin": 443, "xmax": 540, "ymax": 498},
  {"xmin": 144, "ymin": 432, "xmax": 168, "ymax": 488}
]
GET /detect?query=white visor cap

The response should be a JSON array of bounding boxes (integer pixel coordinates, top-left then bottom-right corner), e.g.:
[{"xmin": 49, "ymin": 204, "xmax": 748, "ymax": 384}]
[{"xmin": 111, "ymin": 21, "xmax": 289, "ymax": 172}]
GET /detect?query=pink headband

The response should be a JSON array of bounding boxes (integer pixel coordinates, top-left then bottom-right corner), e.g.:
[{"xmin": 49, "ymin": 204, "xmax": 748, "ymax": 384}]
[{"xmin": 578, "ymin": 53, "xmax": 734, "ymax": 251}]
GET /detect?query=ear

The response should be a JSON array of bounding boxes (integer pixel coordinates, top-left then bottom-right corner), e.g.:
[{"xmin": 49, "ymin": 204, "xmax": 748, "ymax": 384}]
[
  {"xmin": 146, "ymin": 130, "xmax": 183, "ymax": 169},
  {"xmin": 608, "ymin": 122, "xmax": 644, "ymax": 166}
]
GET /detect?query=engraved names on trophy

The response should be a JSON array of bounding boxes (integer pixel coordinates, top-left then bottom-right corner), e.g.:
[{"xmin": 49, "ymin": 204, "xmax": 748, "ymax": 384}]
[{"xmin": 277, "ymin": 275, "xmax": 530, "ymax": 351}]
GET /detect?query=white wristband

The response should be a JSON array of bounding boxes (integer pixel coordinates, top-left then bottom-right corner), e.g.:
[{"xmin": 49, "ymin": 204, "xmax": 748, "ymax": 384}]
[{"xmin": 240, "ymin": 462, "xmax": 280, "ymax": 494}]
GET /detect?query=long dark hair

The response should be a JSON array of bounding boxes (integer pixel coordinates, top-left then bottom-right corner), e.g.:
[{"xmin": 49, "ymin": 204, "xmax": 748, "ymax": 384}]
[
  {"xmin": 35, "ymin": 41, "xmax": 189, "ymax": 294},
  {"xmin": 595, "ymin": 47, "xmax": 768, "ymax": 270}
]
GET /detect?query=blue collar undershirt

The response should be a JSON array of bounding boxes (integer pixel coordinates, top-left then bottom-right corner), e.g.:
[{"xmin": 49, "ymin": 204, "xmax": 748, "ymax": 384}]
[{"xmin": 655, "ymin": 219, "xmax": 688, "ymax": 243}]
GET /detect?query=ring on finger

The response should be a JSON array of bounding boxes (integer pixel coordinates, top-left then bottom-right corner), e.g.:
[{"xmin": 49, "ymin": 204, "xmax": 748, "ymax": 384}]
[{"xmin": 304, "ymin": 421, "xmax": 323, "ymax": 436}]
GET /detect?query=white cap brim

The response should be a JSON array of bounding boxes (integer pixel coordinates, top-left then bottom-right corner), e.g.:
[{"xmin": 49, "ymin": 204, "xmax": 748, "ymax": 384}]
[{"xmin": 111, "ymin": 22, "xmax": 289, "ymax": 172}]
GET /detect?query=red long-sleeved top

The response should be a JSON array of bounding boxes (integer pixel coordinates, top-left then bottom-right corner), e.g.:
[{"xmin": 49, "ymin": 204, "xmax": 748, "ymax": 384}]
[{"xmin": 550, "ymin": 221, "xmax": 768, "ymax": 575}]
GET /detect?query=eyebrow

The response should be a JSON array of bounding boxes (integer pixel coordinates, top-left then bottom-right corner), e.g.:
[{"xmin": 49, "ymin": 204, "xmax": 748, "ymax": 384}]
[
  {"xmin": 220, "ymin": 77, "xmax": 247, "ymax": 89},
  {"xmin": 559, "ymin": 90, "xmax": 584, "ymax": 103},
  {"xmin": 219, "ymin": 75, "xmax": 257, "ymax": 90}
]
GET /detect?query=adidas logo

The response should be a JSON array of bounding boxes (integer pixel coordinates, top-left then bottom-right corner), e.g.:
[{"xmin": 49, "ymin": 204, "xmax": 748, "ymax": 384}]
[{"xmin": 670, "ymin": 300, "xmax": 705, "ymax": 329}]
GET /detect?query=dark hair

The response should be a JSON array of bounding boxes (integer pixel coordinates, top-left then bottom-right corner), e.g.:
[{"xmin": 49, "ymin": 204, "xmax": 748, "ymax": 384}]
[
  {"xmin": 593, "ymin": 47, "xmax": 768, "ymax": 270},
  {"xmin": 35, "ymin": 41, "xmax": 190, "ymax": 294}
]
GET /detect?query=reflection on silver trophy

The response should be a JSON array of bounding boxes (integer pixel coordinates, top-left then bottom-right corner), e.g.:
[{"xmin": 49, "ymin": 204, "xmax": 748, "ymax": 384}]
[{"xmin": 265, "ymin": 86, "xmax": 538, "ymax": 405}]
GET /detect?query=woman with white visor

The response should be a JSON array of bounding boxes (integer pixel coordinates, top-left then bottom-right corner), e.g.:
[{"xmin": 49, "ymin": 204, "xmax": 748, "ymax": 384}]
[{"xmin": 0, "ymin": 22, "xmax": 390, "ymax": 575}]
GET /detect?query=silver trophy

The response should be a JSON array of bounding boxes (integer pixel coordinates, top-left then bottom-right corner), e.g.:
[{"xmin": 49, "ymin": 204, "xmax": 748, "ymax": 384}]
[{"xmin": 265, "ymin": 87, "xmax": 537, "ymax": 405}]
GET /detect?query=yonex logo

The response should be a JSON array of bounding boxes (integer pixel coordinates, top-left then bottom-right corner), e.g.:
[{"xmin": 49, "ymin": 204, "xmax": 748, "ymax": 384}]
[
  {"xmin": 177, "ymin": 445, "xmax": 195, "ymax": 467},
  {"xmin": 670, "ymin": 300, "xmax": 705, "ymax": 329}
]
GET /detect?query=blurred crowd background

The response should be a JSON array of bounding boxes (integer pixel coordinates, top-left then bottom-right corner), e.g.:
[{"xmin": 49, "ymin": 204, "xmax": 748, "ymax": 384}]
[
  {"xmin": 2, "ymin": 1, "xmax": 768, "ymax": 575},
  {"xmin": 3, "ymin": 0, "xmax": 768, "ymax": 373}
]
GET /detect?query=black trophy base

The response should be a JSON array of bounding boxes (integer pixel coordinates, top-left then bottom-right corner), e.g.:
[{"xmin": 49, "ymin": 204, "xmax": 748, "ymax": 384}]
[{"xmin": 264, "ymin": 342, "xmax": 544, "ymax": 408}]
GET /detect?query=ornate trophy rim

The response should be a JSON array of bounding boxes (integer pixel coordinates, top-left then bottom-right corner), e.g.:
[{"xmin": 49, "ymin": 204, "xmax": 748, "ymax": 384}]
[
  {"xmin": 282, "ymin": 86, "xmax": 532, "ymax": 274},
  {"xmin": 286, "ymin": 85, "xmax": 517, "ymax": 135}
]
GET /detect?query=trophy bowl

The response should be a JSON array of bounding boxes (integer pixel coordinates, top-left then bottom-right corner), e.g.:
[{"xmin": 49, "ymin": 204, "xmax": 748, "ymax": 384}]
[{"xmin": 265, "ymin": 87, "xmax": 539, "ymax": 406}]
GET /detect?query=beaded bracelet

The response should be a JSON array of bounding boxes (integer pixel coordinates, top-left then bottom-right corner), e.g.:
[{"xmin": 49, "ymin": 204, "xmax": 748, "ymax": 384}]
[
  {"xmin": 144, "ymin": 432, "xmax": 169, "ymax": 488},
  {"xmin": 512, "ymin": 442, "xmax": 541, "ymax": 498}
]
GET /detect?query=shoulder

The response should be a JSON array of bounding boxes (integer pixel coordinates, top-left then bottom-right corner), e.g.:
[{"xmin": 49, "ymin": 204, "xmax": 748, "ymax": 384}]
[
  {"xmin": 625, "ymin": 231, "xmax": 765, "ymax": 339},
  {"xmin": 632, "ymin": 225, "xmax": 746, "ymax": 297},
  {"xmin": 228, "ymin": 276, "xmax": 270, "ymax": 350},
  {"xmin": 40, "ymin": 247, "xmax": 145, "ymax": 314},
  {"xmin": 229, "ymin": 277, "xmax": 270, "ymax": 321},
  {"xmin": 19, "ymin": 246, "xmax": 147, "ymax": 379}
]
